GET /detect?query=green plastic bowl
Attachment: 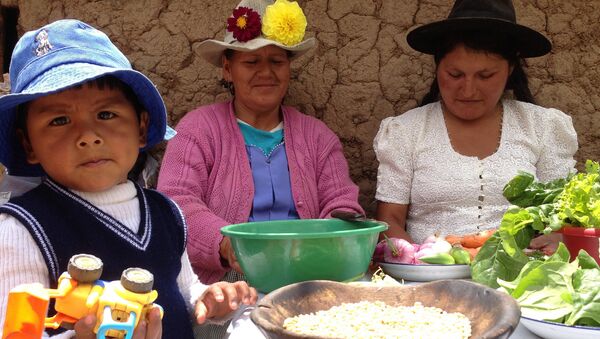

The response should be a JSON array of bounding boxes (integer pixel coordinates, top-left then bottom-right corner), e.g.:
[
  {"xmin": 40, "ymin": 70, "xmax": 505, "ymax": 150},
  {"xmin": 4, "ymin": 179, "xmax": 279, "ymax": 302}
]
[{"xmin": 220, "ymin": 219, "xmax": 387, "ymax": 293}]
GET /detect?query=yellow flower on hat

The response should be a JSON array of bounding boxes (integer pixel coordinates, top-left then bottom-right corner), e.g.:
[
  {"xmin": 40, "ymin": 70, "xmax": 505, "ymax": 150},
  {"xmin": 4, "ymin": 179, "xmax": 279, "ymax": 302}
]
[{"xmin": 261, "ymin": 0, "xmax": 307, "ymax": 46}]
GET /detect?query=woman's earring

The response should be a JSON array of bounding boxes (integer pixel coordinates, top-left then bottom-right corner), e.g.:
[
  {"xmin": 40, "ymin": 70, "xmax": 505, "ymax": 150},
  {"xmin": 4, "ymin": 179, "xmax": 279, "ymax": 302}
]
[{"xmin": 220, "ymin": 79, "xmax": 235, "ymax": 96}]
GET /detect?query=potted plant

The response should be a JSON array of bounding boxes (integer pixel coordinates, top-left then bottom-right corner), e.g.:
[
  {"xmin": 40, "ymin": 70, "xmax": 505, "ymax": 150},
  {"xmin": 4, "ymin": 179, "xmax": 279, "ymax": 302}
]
[{"xmin": 552, "ymin": 160, "xmax": 600, "ymax": 263}]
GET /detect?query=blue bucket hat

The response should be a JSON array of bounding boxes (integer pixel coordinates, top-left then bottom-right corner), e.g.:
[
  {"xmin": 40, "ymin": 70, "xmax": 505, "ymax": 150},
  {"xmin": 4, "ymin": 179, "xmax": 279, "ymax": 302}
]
[{"xmin": 0, "ymin": 19, "xmax": 175, "ymax": 176}]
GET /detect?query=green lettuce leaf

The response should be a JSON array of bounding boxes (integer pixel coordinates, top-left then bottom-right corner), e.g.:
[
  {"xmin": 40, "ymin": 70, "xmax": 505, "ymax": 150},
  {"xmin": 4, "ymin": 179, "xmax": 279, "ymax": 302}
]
[
  {"xmin": 497, "ymin": 260, "xmax": 545, "ymax": 294},
  {"xmin": 554, "ymin": 160, "xmax": 600, "ymax": 228},
  {"xmin": 546, "ymin": 242, "xmax": 571, "ymax": 263},
  {"xmin": 577, "ymin": 249, "xmax": 600, "ymax": 270},
  {"xmin": 510, "ymin": 260, "xmax": 578, "ymax": 321},
  {"xmin": 471, "ymin": 228, "xmax": 532, "ymax": 288},
  {"xmin": 565, "ymin": 265, "xmax": 600, "ymax": 326},
  {"xmin": 504, "ymin": 171, "xmax": 534, "ymax": 201},
  {"xmin": 498, "ymin": 246, "xmax": 600, "ymax": 327},
  {"xmin": 504, "ymin": 171, "xmax": 570, "ymax": 208}
]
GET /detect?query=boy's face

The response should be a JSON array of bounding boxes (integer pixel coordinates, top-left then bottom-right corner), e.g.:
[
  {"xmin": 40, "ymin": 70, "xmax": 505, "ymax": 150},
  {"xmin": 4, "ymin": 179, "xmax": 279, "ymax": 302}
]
[{"xmin": 20, "ymin": 84, "xmax": 148, "ymax": 192}]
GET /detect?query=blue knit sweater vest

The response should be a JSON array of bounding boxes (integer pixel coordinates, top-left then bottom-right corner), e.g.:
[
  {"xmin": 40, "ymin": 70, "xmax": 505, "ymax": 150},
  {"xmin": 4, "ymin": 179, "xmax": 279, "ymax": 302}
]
[{"xmin": 0, "ymin": 179, "xmax": 194, "ymax": 338}]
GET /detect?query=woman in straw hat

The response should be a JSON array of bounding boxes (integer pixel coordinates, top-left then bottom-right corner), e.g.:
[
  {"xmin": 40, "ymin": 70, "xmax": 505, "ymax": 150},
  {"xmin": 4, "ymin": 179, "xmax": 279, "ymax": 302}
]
[
  {"xmin": 158, "ymin": 0, "xmax": 362, "ymax": 298},
  {"xmin": 374, "ymin": 0, "xmax": 577, "ymax": 253}
]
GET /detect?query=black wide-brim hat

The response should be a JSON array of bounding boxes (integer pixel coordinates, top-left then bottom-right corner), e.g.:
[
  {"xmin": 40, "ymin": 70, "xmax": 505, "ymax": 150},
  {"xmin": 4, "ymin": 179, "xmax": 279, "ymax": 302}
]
[{"xmin": 407, "ymin": 0, "xmax": 551, "ymax": 58}]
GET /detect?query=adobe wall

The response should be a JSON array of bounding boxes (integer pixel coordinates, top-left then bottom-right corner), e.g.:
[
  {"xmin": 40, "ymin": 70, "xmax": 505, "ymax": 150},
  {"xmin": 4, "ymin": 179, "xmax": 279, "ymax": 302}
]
[{"xmin": 3, "ymin": 0, "xmax": 599, "ymax": 215}]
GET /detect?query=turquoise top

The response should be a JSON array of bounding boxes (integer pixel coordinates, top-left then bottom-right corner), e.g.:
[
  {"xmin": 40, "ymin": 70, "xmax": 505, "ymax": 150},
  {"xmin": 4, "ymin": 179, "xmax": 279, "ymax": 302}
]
[{"xmin": 237, "ymin": 121, "xmax": 283, "ymax": 156}]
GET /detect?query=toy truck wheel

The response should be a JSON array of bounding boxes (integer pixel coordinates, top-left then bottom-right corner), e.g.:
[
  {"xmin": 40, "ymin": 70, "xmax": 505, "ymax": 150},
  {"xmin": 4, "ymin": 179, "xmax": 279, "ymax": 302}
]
[
  {"xmin": 67, "ymin": 254, "xmax": 103, "ymax": 283},
  {"xmin": 121, "ymin": 267, "xmax": 154, "ymax": 293}
]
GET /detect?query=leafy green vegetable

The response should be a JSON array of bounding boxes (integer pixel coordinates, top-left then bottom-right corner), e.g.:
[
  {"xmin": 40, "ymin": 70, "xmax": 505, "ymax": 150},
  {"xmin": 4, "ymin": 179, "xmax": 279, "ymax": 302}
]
[
  {"xmin": 470, "ymin": 225, "xmax": 533, "ymax": 288},
  {"xmin": 503, "ymin": 171, "xmax": 534, "ymax": 201},
  {"xmin": 503, "ymin": 171, "xmax": 570, "ymax": 208},
  {"xmin": 578, "ymin": 250, "xmax": 600, "ymax": 270},
  {"xmin": 546, "ymin": 242, "xmax": 572, "ymax": 263},
  {"xmin": 497, "ymin": 245, "xmax": 600, "ymax": 327},
  {"xmin": 554, "ymin": 160, "xmax": 600, "ymax": 228},
  {"xmin": 472, "ymin": 160, "xmax": 600, "ymax": 327},
  {"xmin": 472, "ymin": 161, "xmax": 600, "ymax": 288},
  {"xmin": 567, "ymin": 266, "xmax": 600, "ymax": 326},
  {"xmin": 503, "ymin": 260, "xmax": 576, "ymax": 322},
  {"xmin": 526, "ymin": 249, "xmax": 548, "ymax": 262}
]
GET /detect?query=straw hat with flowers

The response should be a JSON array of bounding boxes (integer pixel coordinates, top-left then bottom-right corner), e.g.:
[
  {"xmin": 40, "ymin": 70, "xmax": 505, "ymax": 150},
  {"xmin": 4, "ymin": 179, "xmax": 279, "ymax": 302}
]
[{"xmin": 197, "ymin": 0, "xmax": 316, "ymax": 67}]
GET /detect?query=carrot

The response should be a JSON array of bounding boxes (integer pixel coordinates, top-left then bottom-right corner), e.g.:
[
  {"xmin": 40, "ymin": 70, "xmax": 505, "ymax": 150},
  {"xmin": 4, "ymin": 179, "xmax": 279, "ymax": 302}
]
[
  {"xmin": 464, "ymin": 246, "xmax": 481, "ymax": 260},
  {"xmin": 461, "ymin": 229, "xmax": 496, "ymax": 248},
  {"xmin": 445, "ymin": 229, "xmax": 496, "ymax": 248},
  {"xmin": 445, "ymin": 234, "xmax": 463, "ymax": 246}
]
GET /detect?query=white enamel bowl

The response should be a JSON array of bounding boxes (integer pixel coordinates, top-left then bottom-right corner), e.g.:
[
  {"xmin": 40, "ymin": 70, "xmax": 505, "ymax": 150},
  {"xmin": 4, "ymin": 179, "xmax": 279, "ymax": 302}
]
[
  {"xmin": 520, "ymin": 316, "xmax": 600, "ymax": 339},
  {"xmin": 377, "ymin": 262, "xmax": 471, "ymax": 282}
]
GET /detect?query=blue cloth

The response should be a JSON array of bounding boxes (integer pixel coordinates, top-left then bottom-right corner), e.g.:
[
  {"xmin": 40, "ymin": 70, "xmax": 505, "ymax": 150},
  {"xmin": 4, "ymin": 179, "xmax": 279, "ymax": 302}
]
[
  {"xmin": 0, "ymin": 179, "xmax": 193, "ymax": 338},
  {"xmin": 237, "ymin": 121, "xmax": 283, "ymax": 156},
  {"xmin": 246, "ymin": 144, "xmax": 299, "ymax": 221}
]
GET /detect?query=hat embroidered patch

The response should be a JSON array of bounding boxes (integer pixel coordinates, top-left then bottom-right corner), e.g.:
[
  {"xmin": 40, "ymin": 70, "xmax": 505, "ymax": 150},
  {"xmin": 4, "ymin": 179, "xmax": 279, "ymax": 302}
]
[{"xmin": 34, "ymin": 30, "xmax": 52, "ymax": 56}]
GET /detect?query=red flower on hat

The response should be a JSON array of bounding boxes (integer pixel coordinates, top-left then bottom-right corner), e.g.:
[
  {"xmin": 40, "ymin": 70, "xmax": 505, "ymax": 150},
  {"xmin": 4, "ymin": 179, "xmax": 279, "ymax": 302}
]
[{"xmin": 227, "ymin": 7, "xmax": 261, "ymax": 43}]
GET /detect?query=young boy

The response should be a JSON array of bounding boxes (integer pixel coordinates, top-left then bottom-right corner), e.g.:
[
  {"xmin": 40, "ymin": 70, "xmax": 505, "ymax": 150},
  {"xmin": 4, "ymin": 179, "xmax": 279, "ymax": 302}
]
[{"xmin": 0, "ymin": 19, "xmax": 257, "ymax": 338}]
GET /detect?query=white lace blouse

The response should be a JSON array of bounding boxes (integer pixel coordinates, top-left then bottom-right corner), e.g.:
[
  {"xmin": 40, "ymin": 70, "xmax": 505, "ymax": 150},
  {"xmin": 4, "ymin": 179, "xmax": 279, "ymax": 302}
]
[{"xmin": 374, "ymin": 100, "xmax": 578, "ymax": 244}]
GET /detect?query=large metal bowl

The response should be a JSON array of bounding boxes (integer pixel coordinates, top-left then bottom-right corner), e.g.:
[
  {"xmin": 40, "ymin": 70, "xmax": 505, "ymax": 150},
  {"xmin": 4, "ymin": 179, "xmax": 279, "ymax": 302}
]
[{"xmin": 251, "ymin": 279, "xmax": 521, "ymax": 339}]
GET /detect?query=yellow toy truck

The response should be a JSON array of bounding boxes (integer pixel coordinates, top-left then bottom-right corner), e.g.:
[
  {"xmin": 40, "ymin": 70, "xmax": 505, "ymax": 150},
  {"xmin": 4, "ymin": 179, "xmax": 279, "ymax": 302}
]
[{"xmin": 2, "ymin": 254, "xmax": 163, "ymax": 339}]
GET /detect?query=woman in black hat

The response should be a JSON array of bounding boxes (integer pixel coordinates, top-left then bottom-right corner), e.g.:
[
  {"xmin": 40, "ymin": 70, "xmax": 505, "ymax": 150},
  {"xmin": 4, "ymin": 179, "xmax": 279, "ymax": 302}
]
[{"xmin": 373, "ymin": 0, "xmax": 577, "ymax": 253}]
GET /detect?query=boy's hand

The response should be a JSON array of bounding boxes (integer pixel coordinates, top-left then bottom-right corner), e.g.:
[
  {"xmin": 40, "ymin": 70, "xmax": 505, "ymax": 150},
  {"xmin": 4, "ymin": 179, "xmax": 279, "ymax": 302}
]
[
  {"xmin": 74, "ymin": 307, "xmax": 162, "ymax": 339},
  {"xmin": 73, "ymin": 314, "xmax": 97, "ymax": 339},
  {"xmin": 195, "ymin": 281, "xmax": 258, "ymax": 324},
  {"xmin": 131, "ymin": 307, "xmax": 162, "ymax": 339}
]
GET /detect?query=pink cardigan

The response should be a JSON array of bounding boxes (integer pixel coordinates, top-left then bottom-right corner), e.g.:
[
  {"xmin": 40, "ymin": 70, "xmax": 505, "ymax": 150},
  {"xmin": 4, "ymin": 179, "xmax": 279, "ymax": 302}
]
[{"xmin": 157, "ymin": 101, "xmax": 364, "ymax": 283}]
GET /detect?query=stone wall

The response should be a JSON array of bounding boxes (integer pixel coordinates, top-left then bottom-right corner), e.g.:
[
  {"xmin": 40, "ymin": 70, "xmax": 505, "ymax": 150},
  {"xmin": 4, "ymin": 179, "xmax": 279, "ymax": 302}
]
[{"xmin": 3, "ymin": 0, "xmax": 599, "ymax": 215}]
